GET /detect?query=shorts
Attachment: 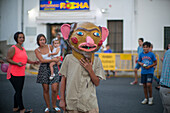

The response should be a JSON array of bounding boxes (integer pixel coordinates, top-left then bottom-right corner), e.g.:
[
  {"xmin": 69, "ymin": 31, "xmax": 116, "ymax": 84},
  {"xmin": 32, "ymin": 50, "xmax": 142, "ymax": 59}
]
[
  {"xmin": 141, "ymin": 74, "xmax": 153, "ymax": 84},
  {"xmin": 135, "ymin": 62, "xmax": 141, "ymax": 69}
]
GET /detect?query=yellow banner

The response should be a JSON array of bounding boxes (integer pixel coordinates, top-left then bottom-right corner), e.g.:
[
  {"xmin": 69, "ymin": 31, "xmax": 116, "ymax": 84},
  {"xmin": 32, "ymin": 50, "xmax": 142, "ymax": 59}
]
[
  {"xmin": 120, "ymin": 54, "xmax": 132, "ymax": 60},
  {"xmin": 98, "ymin": 53, "xmax": 115, "ymax": 70}
]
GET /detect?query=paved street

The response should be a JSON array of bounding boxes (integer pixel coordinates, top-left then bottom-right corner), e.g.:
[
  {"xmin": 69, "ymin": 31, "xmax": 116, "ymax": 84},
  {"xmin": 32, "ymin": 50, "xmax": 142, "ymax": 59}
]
[{"xmin": 0, "ymin": 73, "xmax": 163, "ymax": 113}]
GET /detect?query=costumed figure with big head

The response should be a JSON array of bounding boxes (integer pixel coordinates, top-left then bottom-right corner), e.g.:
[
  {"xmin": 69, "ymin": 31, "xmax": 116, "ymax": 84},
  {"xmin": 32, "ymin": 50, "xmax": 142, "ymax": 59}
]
[{"xmin": 59, "ymin": 22, "xmax": 109, "ymax": 113}]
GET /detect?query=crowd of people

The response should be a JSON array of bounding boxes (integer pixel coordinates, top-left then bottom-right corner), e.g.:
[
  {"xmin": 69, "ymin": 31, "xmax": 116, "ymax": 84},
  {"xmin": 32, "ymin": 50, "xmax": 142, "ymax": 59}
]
[
  {"xmin": 128, "ymin": 38, "xmax": 170, "ymax": 112},
  {"xmin": 0, "ymin": 31, "xmax": 170, "ymax": 113}
]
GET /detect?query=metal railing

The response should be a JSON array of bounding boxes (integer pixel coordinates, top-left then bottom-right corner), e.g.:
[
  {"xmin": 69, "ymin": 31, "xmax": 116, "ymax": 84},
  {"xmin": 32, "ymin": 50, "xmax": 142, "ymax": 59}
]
[{"xmin": 96, "ymin": 53, "xmax": 159, "ymax": 77}]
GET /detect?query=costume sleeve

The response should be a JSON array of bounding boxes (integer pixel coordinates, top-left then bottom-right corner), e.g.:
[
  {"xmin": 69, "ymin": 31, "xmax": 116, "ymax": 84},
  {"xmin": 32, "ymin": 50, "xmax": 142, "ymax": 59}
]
[
  {"xmin": 94, "ymin": 57, "xmax": 106, "ymax": 80},
  {"xmin": 58, "ymin": 55, "xmax": 68, "ymax": 77}
]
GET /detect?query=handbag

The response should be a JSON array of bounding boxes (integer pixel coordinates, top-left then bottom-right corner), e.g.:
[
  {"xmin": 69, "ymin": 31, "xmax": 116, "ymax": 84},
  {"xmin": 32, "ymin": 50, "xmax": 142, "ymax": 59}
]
[{"xmin": 1, "ymin": 63, "xmax": 8, "ymax": 72}]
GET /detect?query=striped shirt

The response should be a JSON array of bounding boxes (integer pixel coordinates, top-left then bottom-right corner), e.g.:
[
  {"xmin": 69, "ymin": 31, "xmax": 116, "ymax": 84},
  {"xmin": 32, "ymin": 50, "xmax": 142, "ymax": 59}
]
[{"xmin": 160, "ymin": 49, "xmax": 170, "ymax": 87}]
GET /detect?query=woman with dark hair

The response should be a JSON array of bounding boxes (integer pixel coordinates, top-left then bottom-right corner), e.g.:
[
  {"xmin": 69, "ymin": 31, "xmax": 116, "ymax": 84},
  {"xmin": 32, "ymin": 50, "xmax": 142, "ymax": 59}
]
[
  {"xmin": 34, "ymin": 34, "xmax": 61, "ymax": 113},
  {"xmin": 6, "ymin": 31, "xmax": 39, "ymax": 113}
]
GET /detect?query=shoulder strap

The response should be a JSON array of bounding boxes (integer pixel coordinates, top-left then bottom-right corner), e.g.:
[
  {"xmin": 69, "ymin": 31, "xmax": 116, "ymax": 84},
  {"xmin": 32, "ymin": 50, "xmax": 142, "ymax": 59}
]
[
  {"xmin": 37, "ymin": 48, "xmax": 41, "ymax": 52},
  {"xmin": 48, "ymin": 45, "xmax": 51, "ymax": 53}
]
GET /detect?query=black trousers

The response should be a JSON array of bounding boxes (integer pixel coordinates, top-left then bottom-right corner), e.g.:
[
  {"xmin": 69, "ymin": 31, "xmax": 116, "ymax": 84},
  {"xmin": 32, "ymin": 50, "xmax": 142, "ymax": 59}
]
[{"xmin": 9, "ymin": 74, "xmax": 25, "ymax": 110}]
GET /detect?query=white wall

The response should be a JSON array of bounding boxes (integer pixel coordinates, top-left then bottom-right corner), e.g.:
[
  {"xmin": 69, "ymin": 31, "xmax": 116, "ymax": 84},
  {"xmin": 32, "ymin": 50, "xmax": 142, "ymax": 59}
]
[
  {"xmin": 136, "ymin": 0, "xmax": 170, "ymax": 50},
  {"xmin": 0, "ymin": 0, "xmax": 21, "ymax": 44},
  {"xmin": 91, "ymin": 0, "xmax": 134, "ymax": 50},
  {"xmin": 24, "ymin": 0, "xmax": 45, "ymax": 50}
]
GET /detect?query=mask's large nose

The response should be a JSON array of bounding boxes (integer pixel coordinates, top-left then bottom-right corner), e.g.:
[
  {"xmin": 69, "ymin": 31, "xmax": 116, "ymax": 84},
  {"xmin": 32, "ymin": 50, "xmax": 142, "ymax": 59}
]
[{"xmin": 86, "ymin": 36, "xmax": 94, "ymax": 46}]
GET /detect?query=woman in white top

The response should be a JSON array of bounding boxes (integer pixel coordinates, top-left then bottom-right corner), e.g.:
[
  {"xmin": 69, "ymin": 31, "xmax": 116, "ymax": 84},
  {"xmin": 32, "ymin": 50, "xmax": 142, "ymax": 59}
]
[
  {"xmin": 48, "ymin": 38, "xmax": 61, "ymax": 80},
  {"xmin": 34, "ymin": 34, "xmax": 61, "ymax": 113}
]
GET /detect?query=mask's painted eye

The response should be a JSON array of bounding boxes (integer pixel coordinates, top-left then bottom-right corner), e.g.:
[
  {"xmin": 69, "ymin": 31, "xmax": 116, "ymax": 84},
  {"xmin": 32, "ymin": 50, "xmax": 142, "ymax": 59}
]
[
  {"xmin": 93, "ymin": 32, "xmax": 100, "ymax": 37},
  {"xmin": 77, "ymin": 32, "xmax": 84, "ymax": 36}
]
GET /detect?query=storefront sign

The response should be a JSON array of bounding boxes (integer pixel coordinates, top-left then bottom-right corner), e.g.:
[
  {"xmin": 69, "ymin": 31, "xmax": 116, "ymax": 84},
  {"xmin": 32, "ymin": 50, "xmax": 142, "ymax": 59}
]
[
  {"xmin": 40, "ymin": 0, "xmax": 89, "ymax": 11},
  {"xmin": 98, "ymin": 53, "xmax": 116, "ymax": 70}
]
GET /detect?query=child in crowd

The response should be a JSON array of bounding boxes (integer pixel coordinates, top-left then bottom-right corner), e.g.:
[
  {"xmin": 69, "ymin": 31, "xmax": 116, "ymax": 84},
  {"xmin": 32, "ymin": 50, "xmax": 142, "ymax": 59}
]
[
  {"xmin": 130, "ymin": 38, "xmax": 144, "ymax": 85},
  {"xmin": 104, "ymin": 44, "xmax": 112, "ymax": 53},
  {"xmin": 138, "ymin": 41, "xmax": 157, "ymax": 105},
  {"xmin": 104, "ymin": 44, "xmax": 116, "ymax": 78},
  {"xmin": 48, "ymin": 38, "xmax": 61, "ymax": 80}
]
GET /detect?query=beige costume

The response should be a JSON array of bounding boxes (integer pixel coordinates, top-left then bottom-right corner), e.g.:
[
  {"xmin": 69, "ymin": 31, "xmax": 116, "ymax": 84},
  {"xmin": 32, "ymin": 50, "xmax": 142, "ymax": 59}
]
[{"xmin": 59, "ymin": 54, "xmax": 105, "ymax": 112}]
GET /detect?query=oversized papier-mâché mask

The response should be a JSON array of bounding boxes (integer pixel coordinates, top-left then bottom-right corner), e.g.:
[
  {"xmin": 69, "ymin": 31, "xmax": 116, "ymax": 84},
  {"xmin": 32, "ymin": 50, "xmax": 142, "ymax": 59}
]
[{"xmin": 61, "ymin": 22, "xmax": 109, "ymax": 62}]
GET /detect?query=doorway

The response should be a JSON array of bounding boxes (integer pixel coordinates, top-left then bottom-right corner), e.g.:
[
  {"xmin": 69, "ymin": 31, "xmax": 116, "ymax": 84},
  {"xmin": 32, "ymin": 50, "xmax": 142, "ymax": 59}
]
[{"xmin": 107, "ymin": 20, "xmax": 123, "ymax": 53}]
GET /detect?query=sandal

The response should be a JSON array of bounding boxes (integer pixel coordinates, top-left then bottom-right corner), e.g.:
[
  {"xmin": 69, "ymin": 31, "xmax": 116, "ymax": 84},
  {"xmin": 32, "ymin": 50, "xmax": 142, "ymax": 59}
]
[
  {"xmin": 130, "ymin": 81, "xmax": 138, "ymax": 85},
  {"xmin": 13, "ymin": 108, "xmax": 19, "ymax": 112},
  {"xmin": 20, "ymin": 109, "xmax": 33, "ymax": 113},
  {"xmin": 53, "ymin": 107, "xmax": 61, "ymax": 112},
  {"xmin": 24, "ymin": 109, "xmax": 33, "ymax": 113},
  {"xmin": 45, "ymin": 108, "xmax": 50, "ymax": 113},
  {"xmin": 13, "ymin": 107, "xmax": 19, "ymax": 112}
]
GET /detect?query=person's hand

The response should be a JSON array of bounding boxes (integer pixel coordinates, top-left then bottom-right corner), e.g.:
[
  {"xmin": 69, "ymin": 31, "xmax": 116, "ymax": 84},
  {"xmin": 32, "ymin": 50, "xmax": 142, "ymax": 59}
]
[
  {"xmin": 144, "ymin": 65, "xmax": 151, "ymax": 69},
  {"xmin": 33, "ymin": 61, "xmax": 39, "ymax": 64},
  {"xmin": 135, "ymin": 59, "xmax": 138, "ymax": 63},
  {"xmin": 0, "ymin": 60, "xmax": 4, "ymax": 64},
  {"xmin": 57, "ymin": 56, "xmax": 61, "ymax": 59},
  {"xmin": 48, "ymin": 53, "xmax": 51, "ymax": 57},
  {"xmin": 53, "ymin": 56, "xmax": 61, "ymax": 62},
  {"xmin": 135, "ymin": 57, "xmax": 138, "ymax": 63},
  {"xmin": 79, "ymin": 58, "xmax": 92, "ymax": 72},
  {"xmin": 59, "ymin": 99, "xmax": 66, "ymax": 111},
  {"xmin": 138, "ymin": 62, "xmax": 144, "ymax": 66},
  {"xmin": 17, "ymin": 62, "xmax": 24, "ymax": 67},
  {"xmin": 161, "ymin": 57, "xmax": 164, "ymax": 62},
  {"xmin": 57, "ymin": 61, "xmax": 61, "ymax": 66}
]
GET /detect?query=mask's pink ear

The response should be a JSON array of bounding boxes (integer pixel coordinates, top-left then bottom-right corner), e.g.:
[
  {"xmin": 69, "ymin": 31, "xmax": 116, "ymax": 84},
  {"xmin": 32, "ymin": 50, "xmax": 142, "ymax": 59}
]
[
  {"xmin": 61, "ymin": 24, "xmax": 71, "ymax": 40},
  {"xmin": 101, "ymin": 27, "xmax": 109, "ymax": 42}
]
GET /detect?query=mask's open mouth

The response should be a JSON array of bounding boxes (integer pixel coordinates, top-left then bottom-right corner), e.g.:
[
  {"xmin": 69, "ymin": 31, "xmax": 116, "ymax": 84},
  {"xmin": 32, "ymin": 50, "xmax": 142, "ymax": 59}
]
[
  {"xmin": 81, "ymin": 45, "xmax": 96, "ymax": 49},
  {"xmin": 79, "ymin": 43, "xmax": 97, "ymax": 52}
]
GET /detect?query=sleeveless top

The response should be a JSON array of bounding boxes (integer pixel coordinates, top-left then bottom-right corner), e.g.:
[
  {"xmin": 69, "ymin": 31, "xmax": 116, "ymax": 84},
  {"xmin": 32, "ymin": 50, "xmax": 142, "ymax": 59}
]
[
  {"xmin": 7, "ymin": 45, "xmax": 28, "ymax": 79},
  {"xmin": 38, "ymin": 45, "xmax": 52, "ymax": 60},
  {"xmin": 52, "ymin": 46, "xmax": 61, "ymax": 58}
]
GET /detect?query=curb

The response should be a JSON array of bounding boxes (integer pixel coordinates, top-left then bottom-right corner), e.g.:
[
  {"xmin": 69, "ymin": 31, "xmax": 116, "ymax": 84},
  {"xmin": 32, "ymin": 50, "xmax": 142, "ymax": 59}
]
[
  {"xmin": 25, "ymin": 70, "xmax": 142, "ymax": 78},
  {"xmin": 106, "ymin": 74, "xmax": 141, "ymax": 78},
  {"xmin": 26, "ymin": 69, "xmax": 38, "ymax": 75}
]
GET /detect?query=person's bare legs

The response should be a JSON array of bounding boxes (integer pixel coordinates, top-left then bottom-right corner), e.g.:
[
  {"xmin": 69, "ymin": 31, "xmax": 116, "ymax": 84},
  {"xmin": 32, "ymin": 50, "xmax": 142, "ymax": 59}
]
[
  {"xmin": 134, "ymin": 68, "xmax": 138, "ymax": 82},
  {"xmin": 50, "ymin": 62, "xmax": 56, "ymax": 75},
  {"xmin": 141, "ymin": 83, "xmax": 149, "ymax": 104},
  {"xmin": 106, "ymin": 70, "xmax": 110, "ymax": 78},
  {"xmin": 143, "ymin": 84, "xmax": 148, "ymax": 99},
  {"xmin": 147, "ymin": 83, "xmax": 152, "ymax": 97},
  {"xmin": 51, "ymin": 83, "xmax": 59, "ymax": 108},
  {"xmin": 147, "ymin": 83, "xmax": 153, "ymax": 104},
  {"xmin": 42, "ymin": 84, "xmax": 50, "ymax": 109},
  {"xmin": 130, "ymin": 68, "xmax": 138, "ymax": 85}
]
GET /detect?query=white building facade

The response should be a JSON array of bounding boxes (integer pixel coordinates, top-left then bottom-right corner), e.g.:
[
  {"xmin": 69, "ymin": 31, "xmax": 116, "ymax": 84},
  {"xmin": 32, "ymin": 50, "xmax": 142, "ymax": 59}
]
[{"xmin": 0, "ymin": 0, "xmax": 170, "ymax": 58}]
